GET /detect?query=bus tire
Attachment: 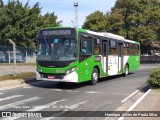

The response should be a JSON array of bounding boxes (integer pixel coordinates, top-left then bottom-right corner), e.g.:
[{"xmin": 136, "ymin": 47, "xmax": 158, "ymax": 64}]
[
  {"xmin": 124, "ymin": 64, "xmax": 129, "ymax": 76},
  {"xmin": 90, "ymin": 68, "xmax": 99, "ymax": 85}
]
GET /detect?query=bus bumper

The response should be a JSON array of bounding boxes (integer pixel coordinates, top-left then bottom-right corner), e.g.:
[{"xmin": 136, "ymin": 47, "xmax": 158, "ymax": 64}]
[{"xmin": 36, "ymin": 71, "xmax": 79, "ymax": 83}]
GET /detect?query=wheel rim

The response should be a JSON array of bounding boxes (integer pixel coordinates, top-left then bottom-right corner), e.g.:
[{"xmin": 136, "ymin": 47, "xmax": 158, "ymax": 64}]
[
  {"xmin": 126, "ymin": 67, "xmax": 128, "ymax": 75},
  {"xmin": 93, "ymin": 72, "xmax": 98, "ymax": 81}
]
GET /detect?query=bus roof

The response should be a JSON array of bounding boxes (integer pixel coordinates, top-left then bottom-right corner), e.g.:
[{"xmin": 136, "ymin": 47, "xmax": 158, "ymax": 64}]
[
  {"xmin": 85, "ymin": 30, "xmax": 136, "ymax": 44},
  {"xmin": 40, "ymin": 27, "xmax": 139, "ymax": 44}
]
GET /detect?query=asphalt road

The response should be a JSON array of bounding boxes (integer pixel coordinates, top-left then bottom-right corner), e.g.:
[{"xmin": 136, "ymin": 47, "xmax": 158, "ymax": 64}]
[{"xmin": 0, "ymin": 64, "xmax": 159, "ymax": 120}]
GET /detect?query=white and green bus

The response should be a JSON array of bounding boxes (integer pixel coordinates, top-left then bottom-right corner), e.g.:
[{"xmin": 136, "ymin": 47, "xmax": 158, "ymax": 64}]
[{"xmin": 36, "ymin": 27, "xmax": 140, "ymax": 85}]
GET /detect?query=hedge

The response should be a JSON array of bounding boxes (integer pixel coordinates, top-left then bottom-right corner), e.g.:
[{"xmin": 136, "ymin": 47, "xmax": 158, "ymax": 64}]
[{"xmin": 147, "ymin": 67, "xmax": 160, "ymax": 88}]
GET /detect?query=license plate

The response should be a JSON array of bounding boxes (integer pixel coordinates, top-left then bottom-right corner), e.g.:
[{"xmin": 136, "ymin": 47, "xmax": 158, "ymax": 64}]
[{"xmin": 48, "ymin": 75, "xmax": 55, "ymax": 79}]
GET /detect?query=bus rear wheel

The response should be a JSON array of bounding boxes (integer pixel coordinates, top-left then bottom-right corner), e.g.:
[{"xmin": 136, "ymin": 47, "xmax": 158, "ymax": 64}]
[
  {"xmin": 124, "ymin": 65, "xmax": 129, "ymax": 76},
  {"xmin": 90, "ymin": 68, "xmax": 99, "ymax": 85}
]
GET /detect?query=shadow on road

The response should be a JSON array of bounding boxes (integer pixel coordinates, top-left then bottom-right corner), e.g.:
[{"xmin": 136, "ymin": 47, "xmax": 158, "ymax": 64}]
[
  {"xmin": 25, "ymin": 73, "xmax": 135, "ymax": 90},
  {"xmin": 137, "ymin": 83, "xmax": 150, "ymax": 93}
]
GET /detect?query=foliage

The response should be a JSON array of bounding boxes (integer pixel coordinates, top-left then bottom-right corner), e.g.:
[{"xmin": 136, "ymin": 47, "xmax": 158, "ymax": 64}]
[
  {"xmin": 108, "ymin": 0, "xmax": 160, "ymax": 54},
  {"xmin": 148, "ymin": 67, "xmax": 160, "ymax": 89},
  {"xmin": 82, "ymin": 0, "xmax": 160, "ymax": 54},
  {"xmin": 0, "ymin": 0, "xmax": 60, "ymax": 48},
  {"xmin": 82, "ymin": 11, "xmax": 107, "ymax": 32}
]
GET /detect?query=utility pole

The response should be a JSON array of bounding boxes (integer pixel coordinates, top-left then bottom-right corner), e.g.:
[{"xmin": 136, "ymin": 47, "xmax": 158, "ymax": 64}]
[
  {"xmin": 9, "ymin": 39, "xmax": 16, "ymax": 76},
  {"xmin": 74, "ymin": 0, "xmax": 78, "ymax": 28}
]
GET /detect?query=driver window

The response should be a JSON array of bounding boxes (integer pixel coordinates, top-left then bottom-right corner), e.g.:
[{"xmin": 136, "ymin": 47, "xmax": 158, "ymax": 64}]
[{"xmin": 80, "ymin": 37, "xmax": 92, "ymax": 55}]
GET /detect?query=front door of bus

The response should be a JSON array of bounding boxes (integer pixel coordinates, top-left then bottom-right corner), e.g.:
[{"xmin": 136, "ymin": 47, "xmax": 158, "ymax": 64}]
[
  {"xmin": 118, "ymin": 43, "xmax": 123, "ymax": 73},
  {"xmin": 102, "ymin": 40, "xmax": 108, "ymax": 75}
]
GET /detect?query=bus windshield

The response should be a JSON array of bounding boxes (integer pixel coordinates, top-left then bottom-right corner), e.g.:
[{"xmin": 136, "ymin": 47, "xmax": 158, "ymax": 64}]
[{"xmin": 37, "ymin": 37, "xmax": 77, "ymax": 61}]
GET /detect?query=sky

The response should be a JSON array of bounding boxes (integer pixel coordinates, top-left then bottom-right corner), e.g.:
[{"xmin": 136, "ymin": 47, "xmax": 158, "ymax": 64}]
[{"xmin": 3, "ymin": 0, "xmax": 116, "ymax": 28}]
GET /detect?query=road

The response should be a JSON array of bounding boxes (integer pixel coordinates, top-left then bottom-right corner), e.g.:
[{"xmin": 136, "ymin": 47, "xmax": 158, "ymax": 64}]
[{"xmin": 0, "ymin": 64, "xmax": 159, "ymax": 120}]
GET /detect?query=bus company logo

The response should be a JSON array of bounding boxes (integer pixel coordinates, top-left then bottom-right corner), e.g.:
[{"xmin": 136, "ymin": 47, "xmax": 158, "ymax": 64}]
[
  {"xmin": 94, "ymin": 56, "xmax": 101, "ymax": 62},
  {"xmin": 2, "ymin": 112, "xmax": 11, "ymax": 117}
]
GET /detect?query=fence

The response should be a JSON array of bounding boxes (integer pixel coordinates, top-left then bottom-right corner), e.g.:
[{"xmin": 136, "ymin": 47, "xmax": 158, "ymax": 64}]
[
  {"xmin": 1, "ymin": 44, "xmax": 159, "ymax": 64},
  {"xmin": 141, "ymin": 55, "xmax": 160, "ymax": 63},
  {"xmin": 0, "ymin": 45, "xmax": 36, "ymax": 63}
]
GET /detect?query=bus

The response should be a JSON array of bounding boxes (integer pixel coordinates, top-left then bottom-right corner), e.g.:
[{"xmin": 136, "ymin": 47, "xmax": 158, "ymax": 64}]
[{"xmin": 36, "ymin": 27, "xmax": 140, "ymax": 85}]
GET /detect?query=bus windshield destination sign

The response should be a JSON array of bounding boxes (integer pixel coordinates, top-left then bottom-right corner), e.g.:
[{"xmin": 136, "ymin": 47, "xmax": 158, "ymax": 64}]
[{"xmin": 42, "ymin": 30, "xmax": 72, "ymax": 36}]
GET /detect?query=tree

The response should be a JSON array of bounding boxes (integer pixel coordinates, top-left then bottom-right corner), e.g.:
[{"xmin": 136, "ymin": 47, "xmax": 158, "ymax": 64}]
[
  {"xmin": 82, "ymin": 11, "xmax": 107, "ymax": 32},
  {"xmin": 0, "ymin": 0, "xmax": 60, "ymax": 48},
  {"xmin": 82, "ymin": 0, "xmax": 160, "ymax": 54},
  {"xmin": 107, "ymin": 0, "xmax": 160, "ymax": 54},
  {"xmin": 41, "ymin": 12, "xmax": 60, "ymax": 28}
]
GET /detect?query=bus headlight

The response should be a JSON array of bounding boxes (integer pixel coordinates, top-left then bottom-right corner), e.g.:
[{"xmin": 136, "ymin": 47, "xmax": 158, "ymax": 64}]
[
  {"xmin": 66, "ymin": 67, "xmax": 76, "ymax": 75},
  {"xmin": 66, "ymin": 70, "xmax": 71, "ymax": 75},
  {"xmin": 71, "ymin": 67, "xmax": 76, "ymax": 72}
]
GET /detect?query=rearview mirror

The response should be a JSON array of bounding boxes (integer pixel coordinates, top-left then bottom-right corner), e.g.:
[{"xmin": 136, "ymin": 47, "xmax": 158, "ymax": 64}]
[{"xmin": 82, "ymin": 40, "xmax": 87, "ymax": 48}]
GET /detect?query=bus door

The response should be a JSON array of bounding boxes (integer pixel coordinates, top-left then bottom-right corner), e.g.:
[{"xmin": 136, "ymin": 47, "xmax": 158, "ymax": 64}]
[
  {"xmin": 102, "ymin": 40, "xmax": 108, "ymax": 75},
  {"xmin": 118, "ymin": 43, "xmax": 123, "ymax": 73},
  {"xmin": 79, "ymin": 35, "xmax": 93, "ymax": 81}
]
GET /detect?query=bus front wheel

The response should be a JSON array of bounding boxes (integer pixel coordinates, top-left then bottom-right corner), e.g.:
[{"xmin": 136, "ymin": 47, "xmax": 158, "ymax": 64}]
[{"xmin": 90, "ymin": 68, "xmax": 99, "ymax": 85}]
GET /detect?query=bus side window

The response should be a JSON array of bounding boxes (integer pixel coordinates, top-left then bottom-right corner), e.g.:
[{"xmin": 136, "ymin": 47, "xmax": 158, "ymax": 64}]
[
  {"xmin": 124, "ymin": 43, "xmax": 129, "ymax": 55},
  {"xmin": 94, "ymin": 38, "xmax": 101, "ymax": 55},
  {"xmin": 135, "ymin": 44, "xmax": 139, "ymax": 55},
  {"xmin": 109, "ymin": 40, "xmax": 117, "ymax": 55},
  {"xmin": 129, "ymin": 43, "xmax": 138, "ymax": 55}
]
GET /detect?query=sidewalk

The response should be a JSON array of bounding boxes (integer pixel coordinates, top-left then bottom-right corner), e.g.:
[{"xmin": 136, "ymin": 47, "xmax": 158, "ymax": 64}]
[
  {"xmin": 0, "ymin": 78, "xmax": 37, "ymax": 89},
  {"xmin": 123, "ymin": 89, "xmax": 160, "ymax": 120},
  {"xmin": 0, "ymin": 65, "xmax": 36, "ymax": 76},
  {"xmin": 133, "ymin": 89, "xmax": 160, "ymax": 111}
]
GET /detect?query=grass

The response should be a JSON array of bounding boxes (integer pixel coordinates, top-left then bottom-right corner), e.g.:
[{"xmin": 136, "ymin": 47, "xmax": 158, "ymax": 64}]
[
  {"xmin": 0, "ymin": 72, "xmax": 36, "ymax": 81},
  {"xmin": 0, "ymin": 63, "xmax": 36, "ymax": 66}
]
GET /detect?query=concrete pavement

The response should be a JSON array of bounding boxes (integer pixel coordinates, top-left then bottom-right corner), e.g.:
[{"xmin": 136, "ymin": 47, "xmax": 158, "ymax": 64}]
[
  {"xmin": 0, "ymin": 65, "xmax": 36, "ymax": 76},
  {"xmin": 0, "ymin": 78, "xmax": 36, "ymax": 88}
]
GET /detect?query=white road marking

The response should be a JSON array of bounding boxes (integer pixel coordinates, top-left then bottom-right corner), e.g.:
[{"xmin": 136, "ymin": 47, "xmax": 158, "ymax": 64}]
[
  {"xmin": 0, "ymin": 93, "xmax": 3, "ymax": 95},
  {"xmin": 40, "ymin": 101, "xmax": 87, "ymax": 119},
  {"xmin": 121, "ymin": 90, "xmax": 139, "ymax": 103},
  {"xmin": 0, "ymin": 95, "xmax": 23, "ymax": 102},
  {"xmin": 66, "ymin": 90, "xmax": 79, "ymax": 92},
  {"xmin": 118, "ymin": 89, "xmax": 151, "ymax": 120},
  {"xmin": 41, "ymin": 117, "xmax": 54, "ymax": 120},
  {"xmin": 0, "ymin": 96, "xmax": 41, "ymax": 110},
  {"xmin": 0, "ymin": 85, "xmax": 21, "ymax": 91},
  {"xmin": 51, "ymin": 89, "xmax": 80, "ymax": 93},
  {"xmin": 51, "ymin": 89, "xmax": 63, "ymax": 91},
  {"xmin": 85, "ymin": 91, "xmax": 102, "ymax": 94},
  {"xmin": 7, "ymin": 99, "xmax": 67, "ymax": 120},
  {"xmin": 23, "ymin": 86, "xmax": 32, "ymax": 88},
  {"xmin": 52, "ymin": 89, "xmax": 102, "ymax": 94},
  {"xmin": 63, "ymin": 100, "xmax": 87, "ymax": 111}
]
